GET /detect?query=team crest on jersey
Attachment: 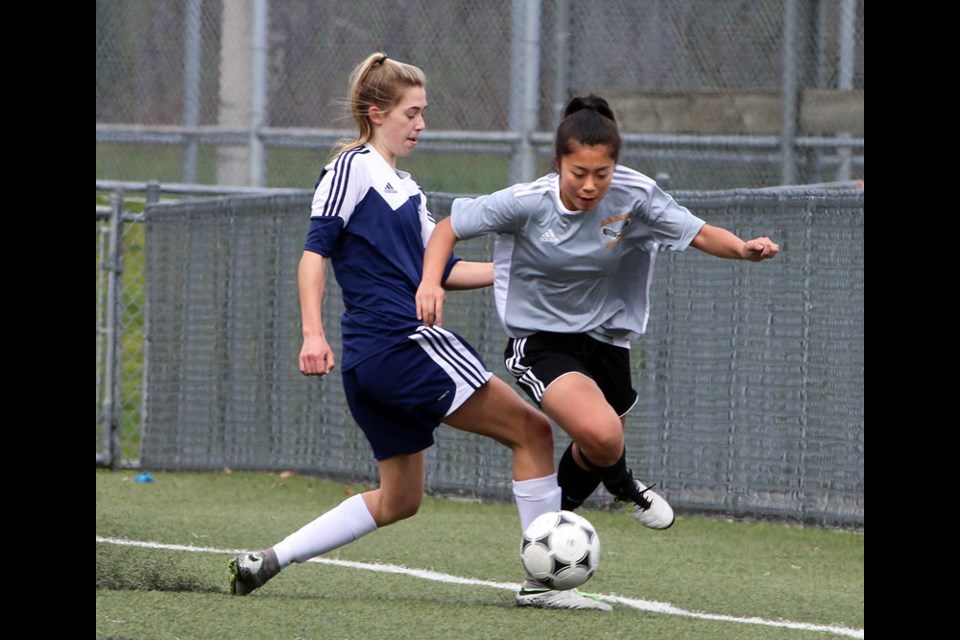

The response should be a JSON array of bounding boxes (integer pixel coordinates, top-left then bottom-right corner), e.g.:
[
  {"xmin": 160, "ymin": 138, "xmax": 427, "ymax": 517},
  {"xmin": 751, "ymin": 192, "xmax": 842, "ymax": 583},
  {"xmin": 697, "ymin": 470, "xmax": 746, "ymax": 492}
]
[{"xmin": 600, "ymin": 214, "xmax": 631, "ymax": 248}]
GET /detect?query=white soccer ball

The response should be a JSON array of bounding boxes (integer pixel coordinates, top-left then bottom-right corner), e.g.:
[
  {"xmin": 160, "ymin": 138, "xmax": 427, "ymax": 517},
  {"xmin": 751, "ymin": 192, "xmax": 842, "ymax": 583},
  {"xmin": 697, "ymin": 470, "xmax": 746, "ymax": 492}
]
[{"xmin": 520, "ymin": 510, "xmax": 601, "ymax": 591}]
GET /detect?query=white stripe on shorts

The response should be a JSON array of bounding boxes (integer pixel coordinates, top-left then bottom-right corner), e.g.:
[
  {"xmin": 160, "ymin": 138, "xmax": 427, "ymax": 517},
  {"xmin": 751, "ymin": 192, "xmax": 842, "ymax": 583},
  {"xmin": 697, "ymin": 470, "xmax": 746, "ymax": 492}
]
[
  {"xmin": 411, "ymin": 326, "xmax": 492, "ymax": 415},
  {"xmin": 505, "ymin": 337, "xmax": 547, "ymax": 403}
]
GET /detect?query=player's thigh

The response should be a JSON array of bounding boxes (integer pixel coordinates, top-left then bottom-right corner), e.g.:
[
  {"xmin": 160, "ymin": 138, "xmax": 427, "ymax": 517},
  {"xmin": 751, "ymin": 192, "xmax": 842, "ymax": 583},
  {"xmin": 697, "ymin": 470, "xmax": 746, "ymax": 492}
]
[
  {"xmin": 444, "ymin": 375, "xmax": 549, "ymax": 446},
  {"xmin": 541, "ymin": 372, "xmax": 623, "ymax": 450}
]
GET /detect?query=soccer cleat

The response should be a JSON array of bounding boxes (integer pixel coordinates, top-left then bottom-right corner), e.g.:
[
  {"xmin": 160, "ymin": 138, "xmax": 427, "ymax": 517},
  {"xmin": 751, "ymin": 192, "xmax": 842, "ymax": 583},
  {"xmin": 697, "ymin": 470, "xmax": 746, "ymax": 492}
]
[
  {"xmin": 516, "ymin": 586, "xmax": 613, "ymax": 611},
  {"xmin": 619, "ymin": 478, "xmax": 675, "ymax": 530},
  {"xmin": 228, "ymin": 550, "xmax": 279, "ymax": 596}
]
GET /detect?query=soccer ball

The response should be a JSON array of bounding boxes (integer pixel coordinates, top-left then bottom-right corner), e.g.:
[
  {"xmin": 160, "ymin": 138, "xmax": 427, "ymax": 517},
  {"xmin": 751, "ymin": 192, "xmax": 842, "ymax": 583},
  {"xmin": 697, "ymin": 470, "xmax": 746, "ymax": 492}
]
[{"xmin": 520, "ymin": 510, "xmax": 600, "ymax": 590}]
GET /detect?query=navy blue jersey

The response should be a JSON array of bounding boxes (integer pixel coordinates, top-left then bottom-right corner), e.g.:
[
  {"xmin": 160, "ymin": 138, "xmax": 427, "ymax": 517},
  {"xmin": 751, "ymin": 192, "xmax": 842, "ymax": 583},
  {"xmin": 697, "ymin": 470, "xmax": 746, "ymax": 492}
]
[{"xmin": 304, "ymin": 144, "xmax": 458, "ymax": 371}]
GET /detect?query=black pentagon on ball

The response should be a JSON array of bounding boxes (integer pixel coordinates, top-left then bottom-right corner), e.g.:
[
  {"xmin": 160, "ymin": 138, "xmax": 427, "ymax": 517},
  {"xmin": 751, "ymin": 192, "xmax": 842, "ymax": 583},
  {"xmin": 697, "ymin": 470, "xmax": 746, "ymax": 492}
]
[{"xmin": 552, "ymin": 555, "xmax": 591, "ymax": 573}]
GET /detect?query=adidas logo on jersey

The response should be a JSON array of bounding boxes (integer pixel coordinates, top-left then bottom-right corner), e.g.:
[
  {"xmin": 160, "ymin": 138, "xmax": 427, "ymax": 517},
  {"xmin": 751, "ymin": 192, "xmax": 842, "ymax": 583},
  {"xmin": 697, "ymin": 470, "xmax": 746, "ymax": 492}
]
[
  {"xmin": 384, "ymin": 182, "xmax": 398, "ymax": 194},
  {"xmin": 539, "ymin": 228, "xmax": 560, "ymax": 244}
]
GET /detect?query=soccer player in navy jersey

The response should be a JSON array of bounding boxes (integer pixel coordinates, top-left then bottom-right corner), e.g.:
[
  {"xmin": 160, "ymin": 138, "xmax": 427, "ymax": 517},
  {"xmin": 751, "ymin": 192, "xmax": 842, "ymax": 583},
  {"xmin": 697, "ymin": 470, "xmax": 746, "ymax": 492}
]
[{"xmin": 229, "ymin": 55, "xmax": 612, "ymax": 611}]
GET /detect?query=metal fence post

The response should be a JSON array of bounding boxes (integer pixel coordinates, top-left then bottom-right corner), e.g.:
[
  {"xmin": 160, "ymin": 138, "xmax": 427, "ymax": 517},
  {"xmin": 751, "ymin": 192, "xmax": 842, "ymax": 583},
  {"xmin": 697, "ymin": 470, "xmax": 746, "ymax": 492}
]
[
  {"xmin": 100, "ymin": 188, "xmax": 126, "ymax": 469},
  {"xmin": 551, "ymin": 0, "xmax": 570, "ymax": 129},
  {"xmin": 508, "ymin": 0, "xmax": 541, "ymax": 184},
  {"xmin": 182, "ymin": 0, "xmax": 203, "ymax": 184},
  {"xmin": 146, "ymin": 180, "xmax": 161, "ymax": 206},
  {"xmin": 836, "ymin": 0, "xmax": 856, "ymax": 181},
  {"xmin": 249, "ymin": 0, "xmax": 268, "ymax": 187},
  {"xmin": 780, "ymin": 0, "xmax": 799, "ymax": 185}
]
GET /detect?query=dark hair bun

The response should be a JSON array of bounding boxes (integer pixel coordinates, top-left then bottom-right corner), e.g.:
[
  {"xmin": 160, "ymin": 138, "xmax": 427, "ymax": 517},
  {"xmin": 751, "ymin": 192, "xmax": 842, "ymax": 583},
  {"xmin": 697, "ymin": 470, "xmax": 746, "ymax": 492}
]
[{"xmin": 564, "ymin": 94, "xmax": 616, "ymax": 122}]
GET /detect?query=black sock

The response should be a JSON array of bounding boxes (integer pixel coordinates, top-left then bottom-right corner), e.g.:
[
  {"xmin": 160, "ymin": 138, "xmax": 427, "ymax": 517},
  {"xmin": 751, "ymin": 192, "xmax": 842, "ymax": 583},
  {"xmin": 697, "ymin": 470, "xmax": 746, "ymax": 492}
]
[
  {"xmin": 557, "ymin": 442, "xmax": 602, "ymax": 511},
  {"xmin": 580, "ymin": 448, "xmax": 636, "ymax": 502}
]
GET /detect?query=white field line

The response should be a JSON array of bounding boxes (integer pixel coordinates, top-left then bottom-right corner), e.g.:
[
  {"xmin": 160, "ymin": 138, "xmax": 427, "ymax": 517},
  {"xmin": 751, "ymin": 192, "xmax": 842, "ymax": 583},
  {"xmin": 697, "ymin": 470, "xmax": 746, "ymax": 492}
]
[{"xmin": 96, "ymin": 535, "xmax": 863, "ymax": 639}]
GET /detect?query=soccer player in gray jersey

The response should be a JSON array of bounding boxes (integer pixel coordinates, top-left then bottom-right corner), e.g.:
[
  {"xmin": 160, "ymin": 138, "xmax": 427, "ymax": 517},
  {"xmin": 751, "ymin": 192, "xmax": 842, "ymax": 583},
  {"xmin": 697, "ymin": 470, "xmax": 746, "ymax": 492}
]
[{"xmin": 419, "ymin": 94, "xmax": 779, "ymax": 542}]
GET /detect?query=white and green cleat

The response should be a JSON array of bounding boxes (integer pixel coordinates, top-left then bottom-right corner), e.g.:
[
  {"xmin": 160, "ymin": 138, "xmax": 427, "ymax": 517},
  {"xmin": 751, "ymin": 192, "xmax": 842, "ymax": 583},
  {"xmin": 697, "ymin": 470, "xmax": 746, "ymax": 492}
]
[
  {"xmin": 516, "ymin": 586, "xmax": 613, "ymax": 611},
  {"xmin": 228, "ymin": 550, "xmax": 279, "ymax": 596}
]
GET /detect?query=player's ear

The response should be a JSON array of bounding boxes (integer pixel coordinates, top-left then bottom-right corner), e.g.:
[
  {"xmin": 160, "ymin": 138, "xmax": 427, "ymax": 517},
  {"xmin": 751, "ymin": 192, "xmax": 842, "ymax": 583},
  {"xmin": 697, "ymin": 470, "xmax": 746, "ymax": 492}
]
[{"xmin": 368, "ymin": 105, "xmax": 383, "ymax": 126}]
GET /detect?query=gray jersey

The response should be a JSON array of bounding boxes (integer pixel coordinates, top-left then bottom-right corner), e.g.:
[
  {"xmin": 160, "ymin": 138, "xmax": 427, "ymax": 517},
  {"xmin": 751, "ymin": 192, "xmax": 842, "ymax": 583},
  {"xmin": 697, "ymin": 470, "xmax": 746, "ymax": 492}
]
[{"xmin": 450, "ymin": 165, "xmax": 705, "ymax": 346}]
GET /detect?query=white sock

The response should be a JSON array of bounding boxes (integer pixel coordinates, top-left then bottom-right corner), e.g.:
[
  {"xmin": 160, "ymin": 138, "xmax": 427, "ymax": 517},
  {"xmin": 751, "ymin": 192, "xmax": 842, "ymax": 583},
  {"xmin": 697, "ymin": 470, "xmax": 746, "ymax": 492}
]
[
  {"xmin": 272, "ymin": 493, "xmax": 378, "ymax": 567},
  {"xmin": 512, "ymin": 473, "xmax": 561, "ymax": 533}
]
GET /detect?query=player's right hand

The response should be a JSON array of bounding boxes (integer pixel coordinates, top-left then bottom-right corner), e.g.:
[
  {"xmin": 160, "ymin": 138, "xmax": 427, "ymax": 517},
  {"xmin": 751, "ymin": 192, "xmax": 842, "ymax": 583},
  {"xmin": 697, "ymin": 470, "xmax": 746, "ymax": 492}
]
[{"xmin": 299, "ymin": 335, "xmax": 335, "ymax": 376}]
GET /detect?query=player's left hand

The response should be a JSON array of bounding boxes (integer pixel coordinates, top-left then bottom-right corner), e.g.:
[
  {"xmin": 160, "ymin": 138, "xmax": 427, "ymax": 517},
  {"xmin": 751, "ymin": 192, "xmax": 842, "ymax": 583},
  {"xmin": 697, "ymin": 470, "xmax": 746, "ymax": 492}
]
[{"xmin": 744, "ymin": 237, "xmax": 780, "ymax": 262}]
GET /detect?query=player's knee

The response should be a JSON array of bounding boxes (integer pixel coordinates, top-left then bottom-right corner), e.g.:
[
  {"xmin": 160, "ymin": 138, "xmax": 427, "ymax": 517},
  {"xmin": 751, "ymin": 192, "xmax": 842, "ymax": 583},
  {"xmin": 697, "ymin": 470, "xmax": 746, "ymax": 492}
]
[
  {"xmin": 524, "ymin": 409, "xmax": 554, "ymax": 448},
  {"xmin": 574, "ymin": 425, "xmax": 623, "ymax": 464},
  {"xmin": 394, "ymin": 501, "xmax": 421, "ymax": 521},
  {"xmin": 502, "ymin": 405, "xmax": 552, "ymax": 449},
  {"xmin": 380, "ymin": 497, "xmax": 422, "ymax": 524}
]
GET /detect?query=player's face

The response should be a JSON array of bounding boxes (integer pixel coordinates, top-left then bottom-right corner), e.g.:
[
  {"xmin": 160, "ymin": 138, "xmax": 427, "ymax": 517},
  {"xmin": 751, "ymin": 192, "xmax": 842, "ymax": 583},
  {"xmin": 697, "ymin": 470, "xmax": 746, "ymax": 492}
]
[
  {"xmin": 370, "ymin": 86, "xmax": 427, "ymax": 165},
  {"xmin": 557, "ymin": 142, "xmax": 616, "ymax": 211}
]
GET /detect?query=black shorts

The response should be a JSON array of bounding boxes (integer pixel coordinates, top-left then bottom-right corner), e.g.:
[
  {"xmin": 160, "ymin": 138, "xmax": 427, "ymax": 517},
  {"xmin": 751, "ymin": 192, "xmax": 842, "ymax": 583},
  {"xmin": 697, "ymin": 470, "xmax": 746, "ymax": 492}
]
[{"xmin": 504, "ymin": 332, "xmax": 638, "ymax": 416}]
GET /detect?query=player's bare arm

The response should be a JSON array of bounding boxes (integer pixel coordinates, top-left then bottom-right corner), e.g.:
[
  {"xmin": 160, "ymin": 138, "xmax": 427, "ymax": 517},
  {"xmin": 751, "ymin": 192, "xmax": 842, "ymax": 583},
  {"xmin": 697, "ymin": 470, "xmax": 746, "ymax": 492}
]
[
  {"xmin": 691, "ymin": 223, "xmax": 780, "ymax": 262},
  {"xmin": 298, "ymin": 251, "xmax": 336, "ymax": 375},
  {"xmin": 444, "ymin": 260, "xmax": 494, "ymax": 291},
  {"xmin": 417, "ymin": 217, "xmax": 461, "ymax": 327}
]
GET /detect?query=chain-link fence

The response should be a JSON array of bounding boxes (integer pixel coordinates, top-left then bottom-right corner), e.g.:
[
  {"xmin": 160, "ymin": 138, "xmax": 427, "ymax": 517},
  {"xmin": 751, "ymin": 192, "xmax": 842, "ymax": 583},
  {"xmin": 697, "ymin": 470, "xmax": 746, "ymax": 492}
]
[
  {"xmin": 96, "ymin": 182, "xmax": 864, "ymax": 528},
  {"xmin": 96, "ymin": 0, "xmax": 864, "ymax": 191},
  {"xmin": 96, "ymin": 191, "xmax": 147, "ymax": 465},
  {"xmin": 96, "ymin": 1, "xmax": 864, "ymax": 526},
  {"xmin": 96, "ymin": 181, "xmax": 305, "ymax": 464}
]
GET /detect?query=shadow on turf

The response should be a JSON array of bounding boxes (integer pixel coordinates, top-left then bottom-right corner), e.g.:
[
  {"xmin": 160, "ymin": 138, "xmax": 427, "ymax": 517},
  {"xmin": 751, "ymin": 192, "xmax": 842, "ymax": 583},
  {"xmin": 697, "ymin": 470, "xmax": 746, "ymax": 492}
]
[{"xmin": 96, "ymin": 546, "xmax": 221, "ymax": 594}]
